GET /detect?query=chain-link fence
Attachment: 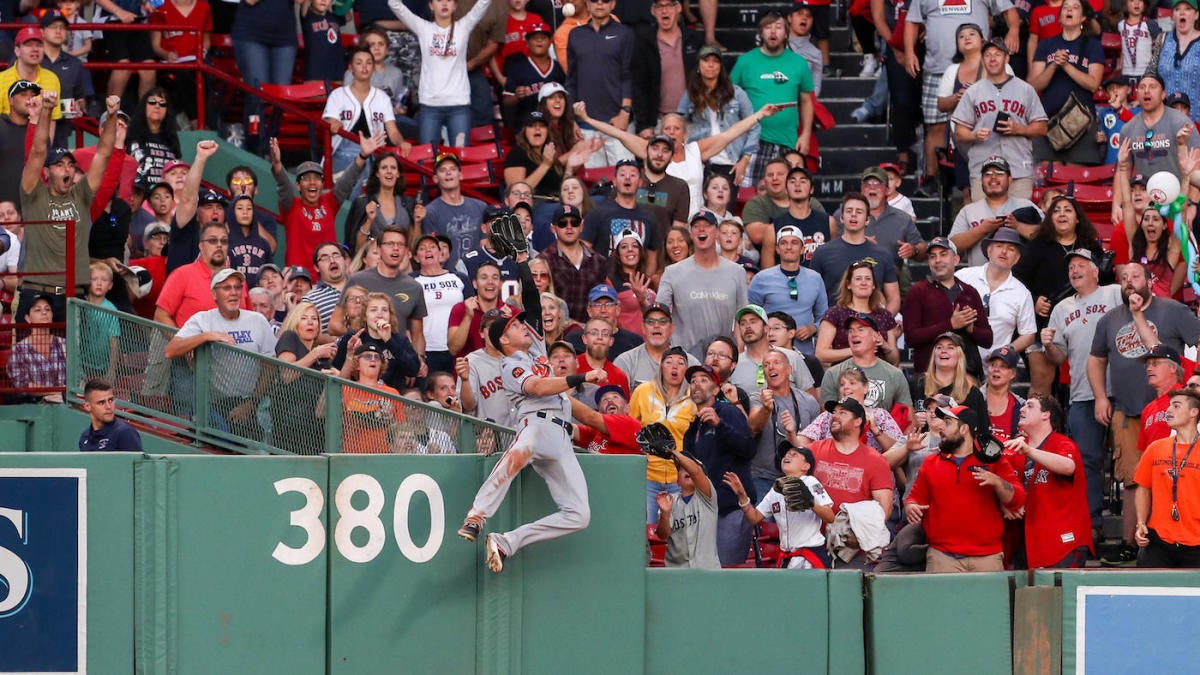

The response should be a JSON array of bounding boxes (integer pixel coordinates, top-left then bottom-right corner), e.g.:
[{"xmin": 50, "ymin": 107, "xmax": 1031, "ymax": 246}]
[{"xmin": 67, "ymin": 299, "xmax": 515, "ymax": 455}]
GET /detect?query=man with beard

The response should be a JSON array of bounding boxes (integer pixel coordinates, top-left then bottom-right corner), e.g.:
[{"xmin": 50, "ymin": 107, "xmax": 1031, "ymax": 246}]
[
  {"xmin": 270, "ymin": 135, "xmax": 375, "ymax": 276},
  {"xmin": 833, "ymin": 167, "xmax": 926, "ymax": 290},
  {"xmin": 1044, "ymin": 249, "xmax": 1122, "ymax": 535},
  {"xmin": 903, "ymin": 237, "xmax": 992, "ymax": 377},
  {"xmin": 614, "ymin": 303, "xmax": 699, "ymax": 390},
  {"xmin": 19, "ymin": 91, "xmax": 116, "ymax": 322},
  {"xmin": 682, "ymin": 363, "xmax": 756, "ymax": 565},
  {"xmin": 704, "ymin": 335, "xmax": 751, "ymax": 414},
  {"xmin": 729, "ymin": 304, "xmax": 815, "ymax": 397},
  {"xmin": 658, "ymin": 210, "xmax": 749, "ymax": 354},
  {"xmin": 819, "ymin": 314, "xmax": 913, "ymax": 409},
  {"xmin": 630, "ymin": 345, "xmax": 698, "ymax": 522},
  {"xmin": 1133, "ymin": 388, "xmax": 1200, "ymax": 568},
  {"xmin": 948, "ymin": 157, "xmax": 1040, "ymax": 267},
  {"xmin": 748, "ymin": 225, "xmax": 827, "ymax": 356},
  {"xmin": 576, "ymin": 317, "xmax": 630, "ymax": 408},
  {"xmin": 543, "ymin": 205, "xmax": 612, "ymax": 321},
  {"xmin": 730, "ymin": 12, "xmax": 815, "ymax": 187},
  {"xmin": 635, "ymin": 136, "xmax": 689, "ymax": 234},
  {"xmin": 956, "ymin": 228, "xmax": 1037, "ymax": 361},
  {"xmin": 904, "ymin": 405, "xmax": 1025, "ymax": 572},
  {"xmin": 347, "ymin": 226, "xmax": 428, "ymax": 367},
  {"xmin": 565, "ymin": 283, "xmax": 645, "ymax": 359},
  {"xmin": 156, "ymin": 223, "xmax": 242, "ymax": 330},
  {"xmin": 810, "ymin": 192, "xmax": 900, "ymax": 314},
  {"xmin": 1004, "ymin": 393, "xmax": 1092, "ymax": 569},
  {"xmin": 448, "ymin": 262, "xmax": 504, "ymax": 358},
  {"xmin": 747, "ymin": 347, "xmax": 821, "ymax": 499},
  {"xmin": 302, "ymin": 241, "xmax": 349, "ymax": 331},
  {"xmin": 1120, "ymin": 74, "xmax": 1200, "ymax": 181},
  {"xmin": 1089, "ymin": 262, "xmax": 1200, "ymax": 566},
  {"xmin": 582, "ymin": 159, "xmax": 661, "ymax": 266},
  {"xmin": 952, "ymin": 40, "xmax": 1048, "ymax": 201},
  {"xmin": 571, "ymin": 384, "xmax": 643, "ymax": 455},
  {"xmin": 760, "ymin": 166, "xmax": 835, "ymax": 269}
]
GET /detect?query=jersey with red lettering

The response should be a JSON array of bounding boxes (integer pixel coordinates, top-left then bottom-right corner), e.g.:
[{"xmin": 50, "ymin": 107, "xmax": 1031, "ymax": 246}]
[{"xmin": 951, "ymin": 76, "xmax": 1048, "ymax": 180}]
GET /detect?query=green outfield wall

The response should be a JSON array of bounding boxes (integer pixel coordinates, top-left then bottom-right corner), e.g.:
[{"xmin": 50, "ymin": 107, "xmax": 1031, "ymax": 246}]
[{"xmin": 2, "ymin": 449, "xmax": 1197, "ymax": 674}]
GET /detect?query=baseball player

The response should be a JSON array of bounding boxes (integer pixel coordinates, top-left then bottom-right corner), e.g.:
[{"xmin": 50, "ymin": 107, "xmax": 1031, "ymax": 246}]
[
  {"xmin": 950, "ymin": 38, "xmax": 1048, "ymax": 201},
  {"xmin": 457, "ymin": 215, "xmax": 608, "ymax": 573}
]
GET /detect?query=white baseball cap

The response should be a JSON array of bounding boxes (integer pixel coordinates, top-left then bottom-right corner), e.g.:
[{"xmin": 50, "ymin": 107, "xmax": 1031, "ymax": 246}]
[
  {"xmin": 776, "ymin": 225, "xmax": 803, "ymax": 243},
  {"xmin": 538, "ymin": 82, "xmax": 568, "ymax": 102}
]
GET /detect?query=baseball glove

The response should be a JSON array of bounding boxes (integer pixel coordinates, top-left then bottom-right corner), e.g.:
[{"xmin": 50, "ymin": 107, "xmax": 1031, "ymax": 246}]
[
  {"xmin": 489, "ymin": 213, "xmax": 528, "ymax": 260},
  {"xmin": 773, "ymin": 476, "xmax": 815, "ymax": 512},
  {"xmin": 636, "ymin": 422, "xmax": 676, "ymax": 460}
]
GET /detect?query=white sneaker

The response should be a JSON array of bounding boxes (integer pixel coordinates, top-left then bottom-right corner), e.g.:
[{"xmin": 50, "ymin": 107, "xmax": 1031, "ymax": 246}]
[{"xmin": 860, "ymin": 55, "xmax": 880, "ymax": 78}]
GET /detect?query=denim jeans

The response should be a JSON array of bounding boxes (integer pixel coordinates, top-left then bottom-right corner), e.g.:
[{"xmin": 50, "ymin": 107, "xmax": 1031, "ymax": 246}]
[
  {"xmin": 234, "ymin": 40, "xmax": 296, "ymax": 150},
  {"xmin": 418, "ymin": 104, "xmax": 472, "ymax": 146},
  {"xmin": 717, "ymin": 509, "xmax": 753, "ymax": 566},
  {"xmin": 468, "ymin": 69, "xmax": 493, "ymax": 127},
  {"xmin": 647, "ymin": 479, "xmax": 682, "ymax": 524},
  {"xmin": 330, "ymin": 139, "xmax": 369, "ymax": 198},
  {"xmin": 1068, "ymin": 399, "xmax": 1107, "ymax": 527},
  {"xmin": 862, "ymin": 63, "xmax": 889, "ymax": 117}
]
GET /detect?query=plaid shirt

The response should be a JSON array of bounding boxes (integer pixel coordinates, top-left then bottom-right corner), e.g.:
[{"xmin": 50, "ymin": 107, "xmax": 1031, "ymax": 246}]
[
  {"xmin": 538, "ymin": 243, "xmax": 610, "ymax": 321},
  {"xmin": 7, "ymin": 336, "xmax": 66, "ymax": 389}
]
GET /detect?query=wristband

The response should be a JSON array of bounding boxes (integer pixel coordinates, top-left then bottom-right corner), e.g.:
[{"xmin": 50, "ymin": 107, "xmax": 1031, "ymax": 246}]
[
  {"xmin": 738, "ymin": 500, "xmax": 751, "ymax": 508},
  {"xmin": 358, "ymin": 153, "xmax": 370, "ymax": 161},
  {"xmin": 566, "ymin": 374, "xmax": 586, "ymax": 388}
]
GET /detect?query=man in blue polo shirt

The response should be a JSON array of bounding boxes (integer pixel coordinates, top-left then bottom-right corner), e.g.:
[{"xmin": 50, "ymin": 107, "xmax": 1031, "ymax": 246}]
[{"xmin": 78, "ymin": 378, "xmax": 143, "ymax": 452}]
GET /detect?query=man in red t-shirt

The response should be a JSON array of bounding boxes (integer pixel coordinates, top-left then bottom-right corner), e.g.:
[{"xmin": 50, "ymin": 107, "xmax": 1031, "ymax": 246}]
[
  {"xmin": 269, "ymin": 134, "xmax": 378, "ymax": 275},
  {"xmin": 577, "ymin": 317, "xmax": 630, "ymax": 400},
  {"xmin": 1007, "ymin": 393, "xmax": 1093, "ymax": 568},
  {"xmin": 905, "ymin": 405, "xmax": 1025, "ymax": 573},
  {"xmin": 809, "ymin": 397, "xmax": 894, "ymax": 516},
  {"xmin": 572, "ymin": 384, "xmax": 642, "ymax": 454}
]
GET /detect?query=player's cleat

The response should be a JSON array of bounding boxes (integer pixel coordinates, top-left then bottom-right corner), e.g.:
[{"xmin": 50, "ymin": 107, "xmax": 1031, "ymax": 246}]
[
  {"xmin": 486, "ymin": 533, "xmax": 507, "ymax": 573},
  {"xmin": 458, "ymin": 517, "xmax": 483, "ymax": 542}
]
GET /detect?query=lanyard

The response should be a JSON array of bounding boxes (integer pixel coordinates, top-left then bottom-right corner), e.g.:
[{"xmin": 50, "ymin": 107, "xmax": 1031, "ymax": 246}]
[
  {"xmin": 770, "ymin": 388, "xmax": 802, "ymax": 441},
  {"xmin": 1170, "ymin": 437, "xmax": 1199, "ymax": 521}
]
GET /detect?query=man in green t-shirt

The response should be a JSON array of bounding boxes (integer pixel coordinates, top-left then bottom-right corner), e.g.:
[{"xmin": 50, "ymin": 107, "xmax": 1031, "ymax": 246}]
[
  {"xmin": 730, "ymin": 11, "xmax": 815, "ymax": 189},
  {"xmin": 18, "ymin": 91, "xmax": 120, "ymax": 323}
]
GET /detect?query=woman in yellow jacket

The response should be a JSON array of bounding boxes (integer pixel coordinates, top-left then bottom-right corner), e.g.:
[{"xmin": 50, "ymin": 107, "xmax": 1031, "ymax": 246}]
[{"xmin": 629, "ymin": 346, "xmax": 697, "ymax": 523}]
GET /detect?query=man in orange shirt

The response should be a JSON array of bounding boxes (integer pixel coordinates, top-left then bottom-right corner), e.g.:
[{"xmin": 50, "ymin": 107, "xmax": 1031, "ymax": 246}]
[{"xmin": 1134, "ymin": 388, "xmax": 1200, "ymax": 568}]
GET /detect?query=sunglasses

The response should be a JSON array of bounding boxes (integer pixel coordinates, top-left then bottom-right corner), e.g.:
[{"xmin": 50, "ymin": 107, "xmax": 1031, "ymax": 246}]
[
  {"xmin": 556, "ymin": 219, "xmax": 582, "ymax": 228},
  {"xmin": 787, "ymin": 275, "xmax": 798, "ymax": 300},
  {"xmin": 146, "ymin": 99, "xmax": 169, "ymax": 107},
  {"xmin": 230, "ymin": 177, "xmax": 256, "ymax": 186}
]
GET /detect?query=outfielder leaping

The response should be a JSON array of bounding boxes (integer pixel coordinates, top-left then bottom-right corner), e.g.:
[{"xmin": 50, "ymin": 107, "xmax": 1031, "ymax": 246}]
[{"xmin": 457, "ymin": 211, "xmax": 607, "ymax": 573}]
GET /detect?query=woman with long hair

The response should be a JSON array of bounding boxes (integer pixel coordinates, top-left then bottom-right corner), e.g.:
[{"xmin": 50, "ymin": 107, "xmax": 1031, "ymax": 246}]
[
  {"xmin": 126, "ymin": 87, "xmax": 181, "ymax": 184},
  {"xmin": 347, "ymin": 239, "xmax": 381, "ymax": 276},
  {"xmin": 610, "ymin": 229, "xmax": 655, "ymax": 335},
  {"xmin": 389, "ymin": 0, "xmax": 494, "ymax": 146},
  {"xmin": 528, "ymin": 256, "xmax": 556, "ymax": 295},
  {"xmin": 1014, "ymin": 194, "xmax": 1106, "ymax": 394},
  {"xmin": 273, "ymin": 302, "xmax": 338, "ymax": 454},
  {"xmin": 537, "ymin": 83, "xmax": 582, "ymax": 154},
  {"xmin": 677, "ymin": 46, "xmax": 759, "ymax": 184},
  {"xmin": 1151, "ymin": 0, "xmax": 1200, "ymax": 124},
  {"xmin": 1116, "ymin": 139, "xmax": 1185, "ymax": 298},
  {"xmin": 1028, "ymin": 0, "xmax": 1105, "ymax": 165},
  {"xmin": 575, "ymin": 102, "xmax": 779, "ymax": 215},
  {"xmin": 332, "ymin": 292, "xmax": 422, "ymax": 390},
  {"xmin": 814, "ymin": 260, "xmax": 901, "ymax": 367},
  {"xmin": 919, "ymin": 333, "xmax": 987, "ymax": 423},
  {"xmin": 936, "ymin": 24, "xmax": 990, "ymax": 202},
  {"xmin": 328, "ymin": 284, "xmax": 369, "ymax": 337},
  {"xmin": 540, "ymin": 292, "xmax": 581, "ymax": 344},
  {"xmin": 354, "ymin": 26, "xmax": 416, "ymax": 137},
  {"xmin": 344, "ymin": 151, "xmax": 420, "ymax": 252},
  {"xmin": 559, "ymin": 175, "xmax": 595, "ymax": 219}
]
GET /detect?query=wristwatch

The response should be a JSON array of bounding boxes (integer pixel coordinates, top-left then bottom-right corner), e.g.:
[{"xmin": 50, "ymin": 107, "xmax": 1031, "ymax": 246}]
[{"xmin": 620, "ymin": 105, "xmax": 633, "ymax": 114}]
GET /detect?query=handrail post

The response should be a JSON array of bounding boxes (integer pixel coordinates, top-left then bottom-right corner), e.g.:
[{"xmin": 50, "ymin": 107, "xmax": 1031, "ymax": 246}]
[
  {"xmin": 193, "ymin": 343, "xmax": 212, "ymax": 444},
  {"xmin": 65, "ymin": 219, "xmax": 75, "ymax": 296},
  {"xmin": 65, "ymin": 298, "xmax": 80, "ymax": 401},
  {"xmin": 324, "ymin": 377, "xmax": 343, "ymax": 454},
  {"xmin": 195, "ymin": 35, "xmax": 206, "ymax": 130}
]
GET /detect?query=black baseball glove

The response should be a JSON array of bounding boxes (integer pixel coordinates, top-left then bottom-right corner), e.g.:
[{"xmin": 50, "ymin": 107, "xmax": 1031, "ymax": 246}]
[
  {"xmin": 636, "ymin": 422, "xmax": 676, "ymax": 460},
  {"xmin": 489, "ymin": 213, "xmax": 528, "ymax": 260},
  {"xmin": 773, "ymin": 475, "xmax": 815, "ymax": 512}
]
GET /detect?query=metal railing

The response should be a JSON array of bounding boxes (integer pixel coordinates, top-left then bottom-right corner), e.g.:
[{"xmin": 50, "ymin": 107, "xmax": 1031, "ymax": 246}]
[{"xmin": 65, "ymin": 298, "xmax": 514, "ymax": 455}]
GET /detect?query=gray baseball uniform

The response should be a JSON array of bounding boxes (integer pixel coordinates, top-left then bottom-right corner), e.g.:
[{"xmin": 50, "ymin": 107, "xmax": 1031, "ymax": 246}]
[
  {"xmin": 466, "ymin": 330, "xmax": 591, "ymax": 558},
  {"xmin": 464, "ymin": 347, "xmax": 518, "ymax": 427},
  {"xmin": 951, "ymin": 76, "xmax": 1048, "ymax": 180},
  {"xmin": 664, "ymin": 485, "xmax": 720, "ymax": 569}
]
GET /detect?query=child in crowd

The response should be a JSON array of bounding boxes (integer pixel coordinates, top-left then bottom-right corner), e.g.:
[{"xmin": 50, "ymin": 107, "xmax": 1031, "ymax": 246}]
[
  {"xmin": 786, "ymin": 4, "xmax": 822, "ymax": 97},
  {"xmin": 492, "ymin": 0, "xmax": 546, "ymax": 84},
  {"xmin": 717, "ymin": 219, "xmax": 752, "ymax": 266},
  {"xmin": 1116, "ymin": 0, "xmax": 1159, "ymax": 82},
  {"xmin": 301, "ymin": 0, "xmax": 347, "ymax": 82},
  {"xmin": 60, "ymin": 0, "xmax": 99, "ymax": 60},
  {"xmin": 880, "ymin": 162, "xmax": 915, "ymax": 220},
  {"xmin": 723, "ymin": 445, "xmax": 837, "ymax": 569},
  {"xmin": 1097, "ymin": 76, "xmax": 1138, "ymax": 165}
]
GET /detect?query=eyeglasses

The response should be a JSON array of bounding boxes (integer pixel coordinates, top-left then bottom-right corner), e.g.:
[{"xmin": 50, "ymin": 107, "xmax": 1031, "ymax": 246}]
[
  {"xmin": 201, "ymin": 237, "xmax": 229, "ymax": 245},
  {"xmin": 705, "ymin": 351, "xmax": 732, "ymax": 361},
  {"xmin": 358, "ymin": 352, "xmax": 383, "ymax": 362},
  {"xmin": 531, "ymin": 271, "xmax": 550, "ymax": 279},
  {"xmin": 346, "ymin": 296, "xmax": 366, "ymax": 304},
  {"xmin": 586, "ymin": 330, "xmax": 613, "ymax": 338},
  {"xmin": 147, "ymin": 99, "xmax": 168, "ymax": 107},
  {"xmin": 230, "ymin": 177, "xmax": 256, "ymax": 186},
  {"xmin": 589, "ymin": 300, "xmax": 616, "ymax": 307},
  {"xmin": 509, "ymin": 189, "xmax": 533, "ymax": 200},
  {"xmin": 644, "ymin": 317, "xmax": 671, "ymax": 326},
  {"xmin": 316, "ymin": 252, "xmax": 344, "ymax": 263},
  {"xmin": 787, "ymin": 275, "xmax": 798, "ymax": 300}
]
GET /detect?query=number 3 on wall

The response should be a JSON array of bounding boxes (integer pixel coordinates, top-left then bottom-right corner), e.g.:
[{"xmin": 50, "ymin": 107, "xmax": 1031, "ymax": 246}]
[{"xmin": 272, "ymin": 473, "xmax": 445, "ymax": 565}]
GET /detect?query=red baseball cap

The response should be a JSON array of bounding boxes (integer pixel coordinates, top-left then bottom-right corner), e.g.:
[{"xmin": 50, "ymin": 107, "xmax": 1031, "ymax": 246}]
[{"xmin": 15, "ymin": 26, "xmax": 44, "ymax": 45}]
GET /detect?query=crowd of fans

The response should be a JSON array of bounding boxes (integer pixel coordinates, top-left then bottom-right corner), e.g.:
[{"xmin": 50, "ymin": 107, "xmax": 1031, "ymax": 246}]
[{"xmin": 3, "ymin": 0, "xmax": 1200, "ymax": 571}]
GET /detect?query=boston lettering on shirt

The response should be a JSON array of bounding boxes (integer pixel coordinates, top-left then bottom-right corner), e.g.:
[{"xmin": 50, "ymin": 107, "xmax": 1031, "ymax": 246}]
[{"xmin": 970, "ymin": 97, "xmax": 1032, "ymax": 118}]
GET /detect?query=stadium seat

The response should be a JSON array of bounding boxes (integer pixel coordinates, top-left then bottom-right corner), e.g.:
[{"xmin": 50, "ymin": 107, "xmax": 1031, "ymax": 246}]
[
  {"xmin": 260, "ymin": 81, "xmax": 331, "ymax": 154},
  {"xmin": 577, "ymin": 165, "xmax": 615, "ymax": 186},
  {"xmin": 404, "ymin": 142, "xmax": 437, "ymax": 164},
  {"xmin": 1043, "ymin": 163, "xmax": 1116, "ymax": 185},
  {"xmin": 737, "ymin": 185, "xmax": 758, "ymax": 206},
  {"xmin": 459, "ymin": 161, "xmax": 496, "ymax": 188},
  {"xmin": 469, "ymin": 124, "xmax": 497, "ymax": 144},
  {"xmin": 646, "ymin": 524, "xmax": 666, "ymax": 567},
  {"xmin": 73, "ymin": 147, "xmax": 138, "ymax": 201},
  {"xmin": 456, "ymin": 142, "xmax": 502, "ymax": 164}
]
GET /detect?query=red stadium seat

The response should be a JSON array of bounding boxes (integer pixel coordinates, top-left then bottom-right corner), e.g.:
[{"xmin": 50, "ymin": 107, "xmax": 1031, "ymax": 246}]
[
  {"xmin": 456, "ymin": 142, "xmax": 502, "ymax": 164},
  {"xmin": 737, "ymin": 185, "xmax": 759, "ymax": 206},
  {"xmin": 469, "ymin": 124, "xmax": 497, "ymax": 144},
  {"xmin": 73, "ymin": 147, "xmax": 138, "ymax": 201},
  {"xmin": 578, "ymin": 165, "xmax": 616, "ymax": 186},
  {"xmin": 402, "ymin": 142, "xmax": 437, "ymax": 163},
  {"xmin": 1044, "ymin": 163, "xmax": 1116, "ymax": 185},
  {"xmin": 460, "ymin": 161, "xmax": 497, "ymax": 188}
]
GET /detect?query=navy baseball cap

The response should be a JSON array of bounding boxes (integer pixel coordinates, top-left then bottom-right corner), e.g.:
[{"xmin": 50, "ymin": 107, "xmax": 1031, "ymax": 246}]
[
  {"xmin": 44, "ymin": 147, "xmax": 76, "ymax": 167},
  {"xmin": 1167, "ymin": 92, "xmax": 1192, "ymax": 108},
  {"xmin": 198, "ymin": 189, "xmax": 228, "ymax": 206},
  {"xmin": 1141, "ymin": 344, "xmax": 1182, "ymax": 365},
  {"xmin": 482, "ymin": 203, "xmax": 510, "ymax": 221},
  {"xmin": 554, "ymin": 204, "xmax": 583, "ymax": 223},
  {"xmin": 927, "ymin": 236, "xmax": 958, "ymax": 255},
  {"xmin": 987, "ymin": 345, "xmax": 1020, "ymax": 369},
  {"xmin": 685, "ymin": 363, "xmax": 721, "ymax": 386},
  {"xmin": 689, "ymin": 209, "xmax": 720, "ymax": 227},
  {"xmin": 594, "ymin": 383, "xmax": 627, "ymax": 405},
  {"xmin": 614, "ymin": 158, "xmax": 641, "ymax": 171}
]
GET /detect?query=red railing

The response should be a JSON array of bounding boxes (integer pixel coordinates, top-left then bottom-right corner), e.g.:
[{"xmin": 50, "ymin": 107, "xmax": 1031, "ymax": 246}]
[{"xmin": 1, "ymin": 21, "xmax": 494, "ymax": 201}]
